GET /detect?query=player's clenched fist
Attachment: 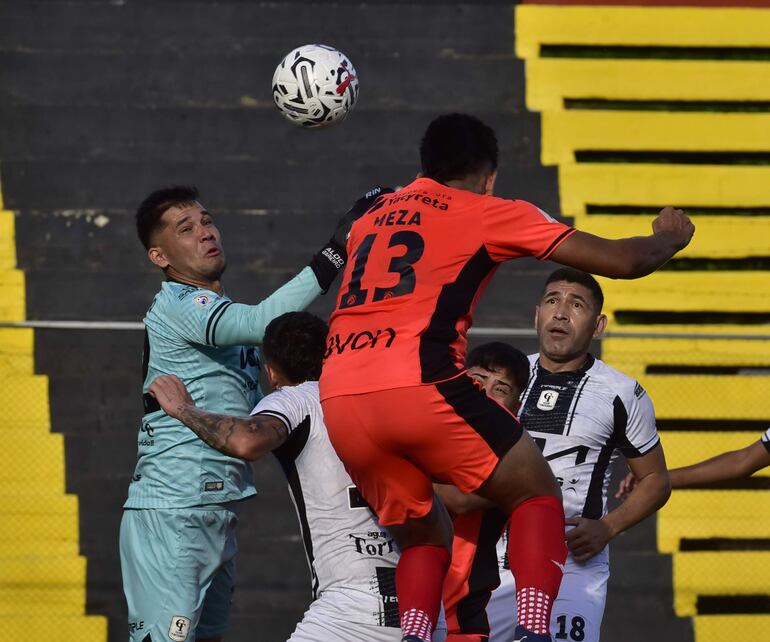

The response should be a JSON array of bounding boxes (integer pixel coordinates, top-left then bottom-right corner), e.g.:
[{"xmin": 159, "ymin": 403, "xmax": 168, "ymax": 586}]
[
  {"xmin": 652, "ymin": 206, "xmax": 695, "ymax": 251},
  {"xmin": 149, "ymin": 374, "xmax": 195, "ymax": 419}
]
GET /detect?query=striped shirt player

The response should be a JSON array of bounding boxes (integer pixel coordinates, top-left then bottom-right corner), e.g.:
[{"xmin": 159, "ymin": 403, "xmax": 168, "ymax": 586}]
[
  {"xmin": 253, "ymin": 381, "xmax": 447, "ymax": 642},
  {"xmin": 487, "ymin": 353, "xmax": 660, "ymax": 642}
]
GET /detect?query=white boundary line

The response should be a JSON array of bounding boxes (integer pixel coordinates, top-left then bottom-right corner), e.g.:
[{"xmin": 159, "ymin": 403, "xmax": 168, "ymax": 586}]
[{"xmin": 0, "ymin": 320, "xmax": 769, "ymax": 341}]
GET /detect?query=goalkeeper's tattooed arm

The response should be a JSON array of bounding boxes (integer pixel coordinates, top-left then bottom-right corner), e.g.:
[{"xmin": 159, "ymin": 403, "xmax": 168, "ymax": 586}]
[{"xmin": 149, "ymin": 374, "xmax": 288, "ymax": 460}]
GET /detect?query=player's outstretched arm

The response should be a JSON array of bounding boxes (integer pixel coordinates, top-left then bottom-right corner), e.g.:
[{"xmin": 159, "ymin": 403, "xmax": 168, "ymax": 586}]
[
  {"xmin": 550, "ymin": 207, "xmax": 694, "ymax": 279},
  {"xmin": 668, "ymin": 439, "xmax": 770, "ymax": 487},
  {"xmin": 616, "ymin": 437, "xmax": 770, "ymax": 497},
  {"xmin": 209, "ymin": 186, "xmax": 392, "ymax": 347},
  {"xmin": 567, "ymin": 444, "xmax": 671, "ymax": 562},
  {"xmin": 149, "ymin": 375, "xmax": 288, "ymax": 460}
]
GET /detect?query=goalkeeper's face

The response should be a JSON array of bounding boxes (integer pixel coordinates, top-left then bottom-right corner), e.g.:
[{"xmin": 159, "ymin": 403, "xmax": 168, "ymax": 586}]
[{"xmin": 149, "ymin": 202, "xmax": 227, "ymax": 284}]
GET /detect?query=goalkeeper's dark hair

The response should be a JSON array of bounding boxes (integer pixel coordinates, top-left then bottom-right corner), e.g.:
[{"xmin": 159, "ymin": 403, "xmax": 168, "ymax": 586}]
[
  {"xmin": 544, "ymin": 268, "xmax": 604, "ymax": 312},
  {"xmin": 420, "ymin": 113, "xmax": 498, "ymax": 184},
  {"xmin": 136, "ymin": 185, "xmax": 199, "ymax": 249},
  {"xmin": 262, "ymin": 312, "xmax": 329, "ymax": 384},
  {"xmin": 467, "ymin": 342, "xmax": 530, "ymax": 393}
]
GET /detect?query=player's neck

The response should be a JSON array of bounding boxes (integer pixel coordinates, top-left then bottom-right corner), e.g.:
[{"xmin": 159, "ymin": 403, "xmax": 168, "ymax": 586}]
[
  {"xmin": 165, "ymin": 268, "xmax": 223, "ymax": 295},
  {"xmin": 538, "ymin": 352, "xmax": 590, "ymax": 373},
  {"xmin": 444, "ymin": 176, "xmax": 487, "ymax": 195}
]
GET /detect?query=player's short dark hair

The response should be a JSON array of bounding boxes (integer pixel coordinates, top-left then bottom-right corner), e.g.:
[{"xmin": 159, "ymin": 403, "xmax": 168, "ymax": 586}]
[
  {"xmin": 420, "ymin": 113, "xmax": 498, "ymax": 184},
  {"xmin": 136, "ymin": 185, "xmax": 199, "ymax": 249},
  {"xmin": 544, "ymin": 268, "xmax": 604, "ymax": 312},
  {"xmin": 467, "ymin": 342, "xmax": 530, "ymax": 392},
  {"xmin": 262, "ymin": 312, "xmax": 329, "ymax": 384}
]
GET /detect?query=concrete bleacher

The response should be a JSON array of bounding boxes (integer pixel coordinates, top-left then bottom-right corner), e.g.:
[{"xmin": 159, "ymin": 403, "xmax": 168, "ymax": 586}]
[{"xmin": 517, "ymin": 3, "xmax": 770, "ymax": 641}]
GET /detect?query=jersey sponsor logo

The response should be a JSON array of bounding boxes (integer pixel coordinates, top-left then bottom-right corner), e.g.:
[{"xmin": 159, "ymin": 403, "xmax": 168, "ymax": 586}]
[
  {"xmin": 385, "ymin": 191, "xmax": 449, "ymax": 211},
  {"xmin": 139, "ymin": 421, "xmax": 155, "ymax": 447},
  {"xmin": 204, "ymin": 480, "xmax": 224, "ymax": 492},
  {"xmin": 193, "ymin": 293, "xmax": 213, "ymax": 308},
  {"xmin": 537, "ymin": 389, "xmax": 559, "ymax": 411},
  {"xmin": 168, "ymin": 615, "xmax": 191, "ymax": 641},
  {"xmin": 325, "ymin": 327, "xmax": 396, "ymax": 357},
  {"xmin": 128, "ymin": 620, "xmax": 144, "ymax": 634},
  {"xmin": 321, "ymin": 246, "xmax": 345, "ymax": 268},
  {"xmin": 373, "ymin": 209, "xmax": 422, "ymax": 227},
  {"xmin": 349, "ymin": 531, "xmax": 396, "ymax": 557}
]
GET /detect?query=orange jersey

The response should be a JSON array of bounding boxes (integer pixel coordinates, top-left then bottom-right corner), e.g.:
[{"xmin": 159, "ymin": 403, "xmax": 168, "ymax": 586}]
[{"xmin": 319, "ymin": 177, "xmax": 575, "ymax": 400}]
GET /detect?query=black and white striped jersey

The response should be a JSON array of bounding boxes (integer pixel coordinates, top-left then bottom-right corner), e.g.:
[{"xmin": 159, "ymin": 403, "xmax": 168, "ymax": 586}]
[
  {"xmin": 520, "ymin": 354, "xmax": 660, "ymax": 522},
  {"xmin": 251, "ymin": 381, "xmax": 400, "ymax": 628}
]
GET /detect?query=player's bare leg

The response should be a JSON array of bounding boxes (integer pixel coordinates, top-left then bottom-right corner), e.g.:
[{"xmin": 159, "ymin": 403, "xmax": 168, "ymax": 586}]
[
  {"xmin": 475, "ymin": 430, "xmax": 567, "ymax": 641},
  {"xmin": 387, "ymin": 495, "xmax": 454, "ymax": 642}
]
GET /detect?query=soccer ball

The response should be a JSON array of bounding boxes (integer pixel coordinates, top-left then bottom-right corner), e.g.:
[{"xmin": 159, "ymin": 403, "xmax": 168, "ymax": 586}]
[{"xmin": 272, "ymin": 44, "xmax": 359, "ymax": 129}]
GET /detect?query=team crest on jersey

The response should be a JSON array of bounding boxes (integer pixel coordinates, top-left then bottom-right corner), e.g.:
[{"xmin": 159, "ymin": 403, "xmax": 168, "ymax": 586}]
[
  {"xmin": 537, "ymin": 389, "xmax": 559, "ymax": 411},
  {"xmin": 168, "ymin": 616, "xmax": 190, "ymax": 641},
  {"xmin": 193, "ymin": 294, "xmax": 213, "ymax": 309}
]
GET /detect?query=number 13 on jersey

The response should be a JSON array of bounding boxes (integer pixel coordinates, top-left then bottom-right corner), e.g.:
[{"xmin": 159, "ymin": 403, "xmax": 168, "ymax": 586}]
[{"xmin": 338, "ymin": 227, "xmax": 425, "ymax": 309}]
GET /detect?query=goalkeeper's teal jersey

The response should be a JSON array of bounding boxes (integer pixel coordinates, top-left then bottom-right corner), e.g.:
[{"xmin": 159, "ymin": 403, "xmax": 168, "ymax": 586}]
[{"xmin": 124, "ymin": 267, "xmax": 321, "ymax": 509}]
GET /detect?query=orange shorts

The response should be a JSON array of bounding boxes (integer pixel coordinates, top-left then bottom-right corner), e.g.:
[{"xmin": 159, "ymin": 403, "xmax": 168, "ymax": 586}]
[
  {"xmin": 443, "ymin": 510, "xmax": 508, "ymax": 640},
  {"xmin": 321, "ymin": 373, "xmax": 522, "ymax": 526}
]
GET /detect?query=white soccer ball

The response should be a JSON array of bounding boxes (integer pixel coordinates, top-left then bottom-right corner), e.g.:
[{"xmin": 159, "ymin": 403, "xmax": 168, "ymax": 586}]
[{"xmin": 272, "ymin": 44, "xmax": 359, "ymax": 129}]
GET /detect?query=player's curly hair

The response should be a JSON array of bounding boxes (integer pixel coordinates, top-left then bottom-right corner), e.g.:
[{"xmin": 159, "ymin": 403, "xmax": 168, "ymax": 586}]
[
  {"xmin": 466, "ymin": 342, "xmax": 530, "ymax": 393},
  {"xmin": 544, "ymin": 268, "xmax": 604, "ymax": 312},
  {"xmin": 136, "ymin": 185, "xmax": 199, "ymax": 249},
  {"xmin": 262, "ymin": 312, "xmax": 329, "ymax": 384},
  {"xmin": 420, "ymin": 113, "xmax": 498, "ymax": 184}
]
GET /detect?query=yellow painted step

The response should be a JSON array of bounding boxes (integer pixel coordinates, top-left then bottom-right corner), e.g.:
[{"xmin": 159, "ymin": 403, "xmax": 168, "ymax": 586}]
[
  {"xmin": 0, "ymin": 328, "xmax": 33, "ymax": 376},
  {"xmin": 0, "ymin": 269, "xmax": 24, "ymax": 322},
  {"xmin": 525, "ymin": 59, "xmax": 770, "ymax": 110},
  {"xmin": 573, "ymin": 215, "xmax": 770, "ymax": 260},
  {"xmin": 673, "ymin": 551, "xmax": 770, "ymax": 616},
  {"xmin": 598, "ymin": 272, "xmax": 770, "ymax": 315},
  {"xmin": 0, "ymin": 586, "xmax": 85, "ymax": 615},
  {"xmin": 644, "ymin": 375, "xmax": 770, "ymax": 421},
  {"xmin": 0, "ymin": 211, "xmax": 16, "ymax": 271},
  {"xmin": 606, "ymin": 324, "xmax": 770, "ymax": 338},
  {"xmin": 0, "ymin": 556, "xmax": 86, "ymax": 584},
  {"xmin": 0, "ymin": 375, "xmax": 49, "ymax": 431},
  {"xmin": 694, "ymin": 615, "xmax": 770, "ymax": 642},
  {"xmin": 559, "ymin": 163, "xmax": 770, "ymax": 216},
  {"xmin": 658, "ymin": 490, "xmax": 770, "ymax": 553},
  {"xmin": 1, "ymin": 616, "xmax": 107, "ymax": 642},
  {"xmin": 515, "ymin": 6, "xmax": 770, "ymax": 59},
  {"xmin": 659, "ymin": 432, "xmax": 770, "ymax": 474},
  {"xmin": 542, "ymin": 111, "xmax": 770, "ymax": 165},
  {"xmin": 0, "ymin": 492, "xmax": 79, "ymax": 546},
  {"xmin": 601, "ymin": 336, "xmax": 770, "ymax": 379},
  {"xmin": 0, "ymin": 433, "xmax": 64, "ymax": 487}
]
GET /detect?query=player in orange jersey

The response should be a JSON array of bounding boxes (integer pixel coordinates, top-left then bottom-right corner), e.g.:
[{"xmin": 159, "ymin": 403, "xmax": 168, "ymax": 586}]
[{"xmin": 319, "ymin": 113, "xmax": 694, "ymax": 642}]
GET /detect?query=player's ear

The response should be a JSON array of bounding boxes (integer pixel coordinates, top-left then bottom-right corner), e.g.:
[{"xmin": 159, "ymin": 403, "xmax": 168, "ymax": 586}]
[
  {"xmin": 593, "ymin": 313, "xmax": 608, "ymax": 339},
  {"xmin": 484, "ymin": 170, "xmax": 497, "ymax": 196},
  {"xmin": 148, "ymin": 246, "xmax": 170, "ymax": 270},
  {"xmin": 264, "ymin": 363, "xmax": 280, "ymax": 390},
  {"xmin": 534, "ymin": 305, "xmax": 541, "ymax": 329}
]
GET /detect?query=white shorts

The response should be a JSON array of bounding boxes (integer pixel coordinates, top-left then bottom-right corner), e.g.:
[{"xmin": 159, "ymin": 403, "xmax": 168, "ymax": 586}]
[
  {"xmin": 488, "ymin": 551, "xmax": 609, "ymax": 642},
  {"xmin": 288, "ymin": 598, "xmax": 448, "ymax": 642}
]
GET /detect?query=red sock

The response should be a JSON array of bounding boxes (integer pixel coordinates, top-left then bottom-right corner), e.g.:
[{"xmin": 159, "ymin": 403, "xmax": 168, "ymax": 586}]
[
  {"xmin": 396, "ymin": 545, "xmax": 451, "ymax": 641},
  {"xmin": 507, "ymin": 495, "xmax": 567, "ymax": 635}
]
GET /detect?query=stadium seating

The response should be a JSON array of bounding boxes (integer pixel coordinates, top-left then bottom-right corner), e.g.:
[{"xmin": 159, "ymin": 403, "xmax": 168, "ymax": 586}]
[
  {"xmin": 0, "ymin": 187, "xmax": 107, "ymax": 640},
  {"xmin": 517, "ymin": 2, "xmax": 770, "ymax": 641}
]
